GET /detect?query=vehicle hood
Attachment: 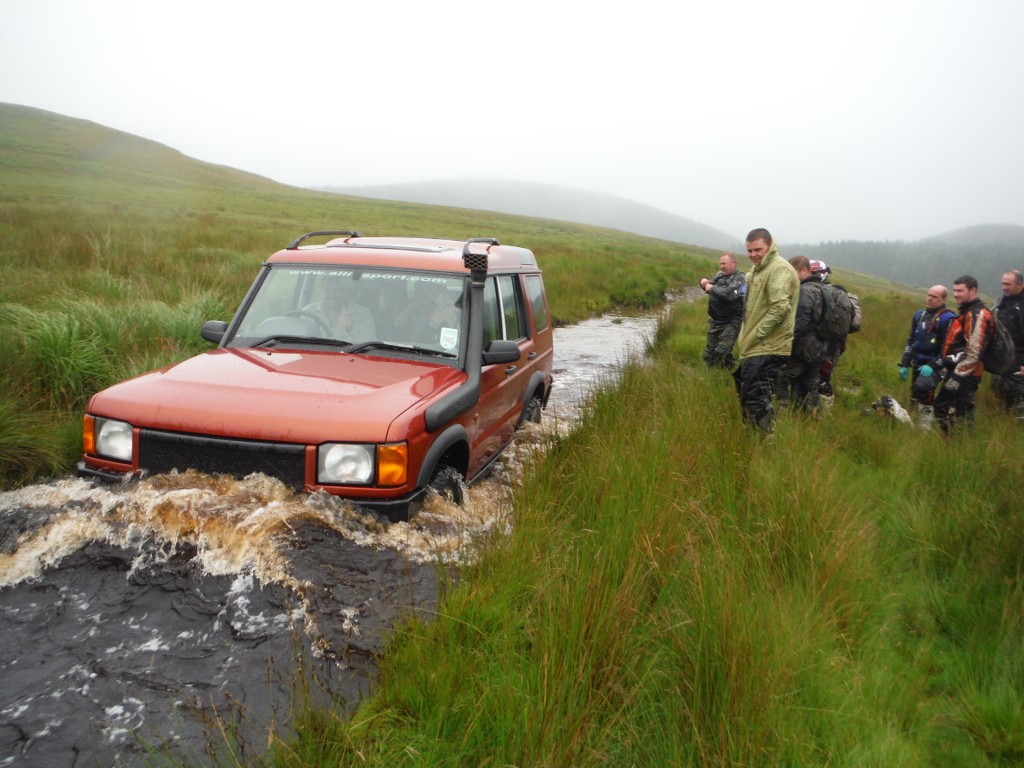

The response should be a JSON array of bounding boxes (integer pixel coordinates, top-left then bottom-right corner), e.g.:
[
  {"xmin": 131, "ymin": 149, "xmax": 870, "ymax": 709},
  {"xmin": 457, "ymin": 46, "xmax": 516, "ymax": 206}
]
[{"xmin": 87, "ymin": 348, "xmax": 465, "ymax": 443}]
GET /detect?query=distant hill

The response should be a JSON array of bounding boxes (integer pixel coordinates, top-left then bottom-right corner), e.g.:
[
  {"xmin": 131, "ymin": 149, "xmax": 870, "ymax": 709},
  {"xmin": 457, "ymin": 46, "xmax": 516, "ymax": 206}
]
[
  {"xmin": 326, "ymin": 179, "xmax": 1024, "ymax": 297},
  {"xmin": 322, "ymin": 178, "xmax": 743, "ymax": 252},
  {"xmin": 921, "ymin": 223, "xmax": 1024, "ymax": 248},
  {"xmin": 785, "ymin": 225, "xmax": 1024, "ymax": 298}
]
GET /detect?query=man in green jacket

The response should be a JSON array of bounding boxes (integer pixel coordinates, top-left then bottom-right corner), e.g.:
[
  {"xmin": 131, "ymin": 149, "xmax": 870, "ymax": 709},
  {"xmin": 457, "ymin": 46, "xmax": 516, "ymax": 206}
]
[{"xmin": 732, "ymin": 228, "xmax": 799, "ymax": 433}]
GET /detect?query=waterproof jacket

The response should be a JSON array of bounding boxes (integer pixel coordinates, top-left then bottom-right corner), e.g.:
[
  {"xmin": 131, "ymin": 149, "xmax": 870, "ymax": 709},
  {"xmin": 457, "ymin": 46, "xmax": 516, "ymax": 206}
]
[
  {"xmin": 993, "ymin": 291, "xmax": 1024, "ymax": 367},
  {"xmin": 901, "ymin": 306, "xmax": 956, "ymax": 368},
  {"xmin": 943, "ymin": 297, "xmax": 995, "ymax": 379},
  {"xmin": 707, "ymin": 269, "xmax": 746, "ymax": 325},
  {"xmin": 737, "ymin": 245, "xmax": 799, "ymax": 360},
  {"xmin": 792, "ymin": 277, "xmax": 827, "ymax": 363}
]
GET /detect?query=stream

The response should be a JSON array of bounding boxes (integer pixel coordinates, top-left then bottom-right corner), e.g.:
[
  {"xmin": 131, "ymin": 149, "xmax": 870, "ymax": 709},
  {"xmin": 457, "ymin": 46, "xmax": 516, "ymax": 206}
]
[{"xmin": 0, "ymin": 311, "xmax": 660, "ymax": 767}]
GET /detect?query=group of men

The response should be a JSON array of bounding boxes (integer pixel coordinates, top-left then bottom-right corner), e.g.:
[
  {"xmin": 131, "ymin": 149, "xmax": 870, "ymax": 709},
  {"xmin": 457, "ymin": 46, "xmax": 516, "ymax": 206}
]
[
  {"xmin": 700, "ymin": 228, "xmax": 842, "ymax": 434},
  {"xmin": 900, "ymin": 270, "xmax": 1024, "ymax": 431},
  {"xmin": 700, "ymin": 228, "xmax": 1024, "ymax": 435}
]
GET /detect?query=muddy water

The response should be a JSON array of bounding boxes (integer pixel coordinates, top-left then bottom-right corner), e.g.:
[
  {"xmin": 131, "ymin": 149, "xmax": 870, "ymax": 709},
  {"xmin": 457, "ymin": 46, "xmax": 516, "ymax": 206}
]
[{"xmin": 0, "ymin": 312, "xmax": 659, "ymax": 767}]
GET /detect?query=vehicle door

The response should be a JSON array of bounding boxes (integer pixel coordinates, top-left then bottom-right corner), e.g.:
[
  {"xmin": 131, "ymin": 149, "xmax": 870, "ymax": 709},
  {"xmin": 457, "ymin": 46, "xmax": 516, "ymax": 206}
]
[
  {"xmin": 523, "ymin": 272, "xmax": 554, "ymax": 388},
  {"xmin": 473, "ymin": 274, "xmax": 532, "ymax": 467}
]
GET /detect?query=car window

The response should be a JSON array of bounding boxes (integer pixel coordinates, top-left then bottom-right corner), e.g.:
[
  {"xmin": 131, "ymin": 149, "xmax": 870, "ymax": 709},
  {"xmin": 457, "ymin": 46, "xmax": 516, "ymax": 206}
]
[
  {"xmin": 227, "ymin": 267, "xmax": 464, "ymax": 355},
  {"xmin": 525, "ymin": 274, "xmax": 548, "ymax": 332},
  {"xmin": 389, "ymin": 276, "xmax": 463, "ymax": 352},
  {"xmin": 498, "ymin": 275, "xmax": 529, "ymax": 341},
  {"xmin": 482, "ymin": 278, "xmax": 502, "ymax": 347},
  {"xmin": 481, "ymin": 275, "xmax": 529, "ymax": 345}
]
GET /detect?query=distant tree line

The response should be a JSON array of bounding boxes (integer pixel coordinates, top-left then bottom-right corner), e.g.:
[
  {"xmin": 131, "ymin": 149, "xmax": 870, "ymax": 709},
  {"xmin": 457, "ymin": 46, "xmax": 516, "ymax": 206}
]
[{"xmin": 785, "ymin": 227, "xmax": 1024, "ymax": 300}]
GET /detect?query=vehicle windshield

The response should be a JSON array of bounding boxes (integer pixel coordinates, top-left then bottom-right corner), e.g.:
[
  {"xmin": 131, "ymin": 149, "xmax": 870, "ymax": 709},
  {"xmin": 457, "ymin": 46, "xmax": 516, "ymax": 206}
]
[{"xmin": 227, "ymin": 267, "xmax": 465, "ymax": 358}]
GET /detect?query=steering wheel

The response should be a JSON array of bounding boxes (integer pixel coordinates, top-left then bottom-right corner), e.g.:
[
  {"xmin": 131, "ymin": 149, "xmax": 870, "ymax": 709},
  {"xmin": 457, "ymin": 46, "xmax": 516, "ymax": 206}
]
[{"xmin": 284, "ymin": 309, "xmax": 333, "ymax": 336}]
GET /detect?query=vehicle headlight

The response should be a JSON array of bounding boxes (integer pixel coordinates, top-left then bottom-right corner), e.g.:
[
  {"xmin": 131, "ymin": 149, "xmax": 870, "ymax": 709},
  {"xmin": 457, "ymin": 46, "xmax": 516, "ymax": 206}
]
[
  {"xmin": 93, "ymin": 417, "xmax": 134, "ymax": 462},
  {"xmin": 317, "ymin": 443, "xmax": 375, "ymax": 484}
]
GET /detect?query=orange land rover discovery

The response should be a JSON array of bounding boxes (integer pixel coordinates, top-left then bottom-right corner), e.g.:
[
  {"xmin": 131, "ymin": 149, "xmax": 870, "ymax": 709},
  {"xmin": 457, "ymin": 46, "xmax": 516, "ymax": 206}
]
[{"xmin": 78, "ymin": 232, "xmax": 554, "ymax": 520}]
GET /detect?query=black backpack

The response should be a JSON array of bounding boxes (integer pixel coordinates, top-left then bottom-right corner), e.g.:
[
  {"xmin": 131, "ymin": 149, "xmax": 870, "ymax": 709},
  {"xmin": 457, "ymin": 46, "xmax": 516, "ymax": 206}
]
[
  {"xmin": 816, "ymin": 283, "xmax": 855, "ymax": 341},
  {"xmin": 846, "ymin": 291, "xmax": 863, "ymax": 333},
  {"xmin": 982, "ymin": 316, "xmax": 1017, "ymax": 375}
]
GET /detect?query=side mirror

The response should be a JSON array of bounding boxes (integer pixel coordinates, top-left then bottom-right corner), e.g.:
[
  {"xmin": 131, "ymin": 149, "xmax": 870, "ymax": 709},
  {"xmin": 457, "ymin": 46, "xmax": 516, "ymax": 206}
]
[
  {"xmin": 201, "ymin": 320, "xmax": 228, "ymax": 344},
  {"xmin": 481, "ymin": 339, "xmax": 520, "ymax": 366}
]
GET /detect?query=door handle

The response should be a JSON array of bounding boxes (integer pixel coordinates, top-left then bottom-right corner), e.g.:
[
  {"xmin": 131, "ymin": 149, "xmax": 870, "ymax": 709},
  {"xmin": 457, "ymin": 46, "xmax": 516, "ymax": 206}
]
[
  {"xmin": 527, "ymin": 351, "xmax": 537, "ymax": 360},
  {"xmin": 504, "ymin": 366, "xmax": 518, "ymax": 376}
]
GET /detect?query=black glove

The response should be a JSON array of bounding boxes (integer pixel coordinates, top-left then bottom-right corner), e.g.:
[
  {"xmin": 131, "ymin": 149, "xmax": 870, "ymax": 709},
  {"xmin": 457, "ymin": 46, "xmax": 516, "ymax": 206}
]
[{"xmin": 943, "ymin": 352, "xmax": 964, "ymax": 370}]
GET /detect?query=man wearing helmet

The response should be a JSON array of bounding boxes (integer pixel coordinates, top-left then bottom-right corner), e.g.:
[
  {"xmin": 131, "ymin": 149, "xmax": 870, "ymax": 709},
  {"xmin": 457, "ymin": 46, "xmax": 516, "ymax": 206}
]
[
  {"xmin": 809, "ymin": 260, "xmax": 830, "ymax": 282},
  {"xmin": 776, "ymin": 256, "xmax": 827, "ymax": 412},
  {"xmin": 812, "ymin": 261, "xmax": 845, "ymax": 399}
]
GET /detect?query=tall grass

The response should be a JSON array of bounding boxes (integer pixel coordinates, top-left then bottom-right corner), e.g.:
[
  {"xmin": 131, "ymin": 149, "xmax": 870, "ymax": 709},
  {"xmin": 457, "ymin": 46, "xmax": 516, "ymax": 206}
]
[
  {"xmin": 11, "ymin": 109, "xmax": 1023, "ymax": 764},
  {"xmin": 0, "ymin": 188, "xmax": 711, "ymax": 488},
  {"xmin": 1, "ymin": 101, "xmax": 714, "ymax": 489},
  {"xmin": 265, "ymin": 298, "xmax": 1024, "ymax": 767}
]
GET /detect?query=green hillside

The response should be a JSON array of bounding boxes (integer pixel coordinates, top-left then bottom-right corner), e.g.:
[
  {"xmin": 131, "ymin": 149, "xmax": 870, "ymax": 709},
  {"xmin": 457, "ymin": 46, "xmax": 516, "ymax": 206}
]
[
  {"xmin": 0, "ymin": 103, "xmax": 720, "ymax": 312},
  {"xmin": 0, "ymin": 102, "xmax": 292, "ymax": 209},
  {"xmin": 0, "ymin": 102, "xmax": 718, "ymax": 486},
  {"xmin": 4, "ymin": 104, "xmax": 1024, "ymax": 767}
]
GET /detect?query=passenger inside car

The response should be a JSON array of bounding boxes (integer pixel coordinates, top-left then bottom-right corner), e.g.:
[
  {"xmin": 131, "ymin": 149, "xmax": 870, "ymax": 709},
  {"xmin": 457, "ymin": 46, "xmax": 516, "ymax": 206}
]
[
  {"xmin": 305, "ymin": 277, "xmax": 377, "ymax": 342},
  {"xmin": 394, "ymin": 280, "xmax": 461, "ymax": 348}
]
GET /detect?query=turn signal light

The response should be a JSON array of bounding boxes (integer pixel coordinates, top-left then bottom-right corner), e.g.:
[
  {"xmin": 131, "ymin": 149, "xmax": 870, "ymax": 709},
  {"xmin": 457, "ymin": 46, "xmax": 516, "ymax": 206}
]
[
  {"xmin": 377, "ymin": 443, "xmax": 408, "ymax": 487},
  {"xmin": 83, "ymin": 414, "xmax": 96, "ymax": 454}
]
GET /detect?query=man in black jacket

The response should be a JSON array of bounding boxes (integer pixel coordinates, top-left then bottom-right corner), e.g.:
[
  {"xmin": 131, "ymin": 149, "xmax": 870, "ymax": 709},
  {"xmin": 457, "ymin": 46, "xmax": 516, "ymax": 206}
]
[
  {"xmin": 699, "ymin": 252, "xmax": 746, "ymax": 368},
  {"xmin": 935, "ymin": 275, "xmax": 996, "ymax": 434},
  {"xmin": 899, "ymin": 285, "xmax": 956, "ymax": 428},
  {"xmin": 991, "ymin": 269, "xmax": 1024, "ymax": 417},
  {"xmin": 776, "ymin": 256, "xmax": 827, "ymax": 412}
]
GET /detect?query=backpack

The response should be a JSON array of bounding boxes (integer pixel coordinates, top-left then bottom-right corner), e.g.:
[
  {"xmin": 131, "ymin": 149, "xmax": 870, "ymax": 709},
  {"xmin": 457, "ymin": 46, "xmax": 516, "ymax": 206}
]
[
  {"xmin": 816, "ymin": 283, "xmax": 855, "ymax": 341},
  {"xmin": 982, "ymin": 316, "xmax": 1016, "ymax": 375},
  {"xmin": 846, "ymin": 291, "xmax": 863, "ymax": 333}
]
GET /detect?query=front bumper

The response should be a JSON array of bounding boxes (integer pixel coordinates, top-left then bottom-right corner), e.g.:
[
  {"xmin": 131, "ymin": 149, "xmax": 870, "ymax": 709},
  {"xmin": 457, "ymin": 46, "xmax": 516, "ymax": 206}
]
[{"xmin": 76, "ymin": 460, "xmax": 426, "ymax": 522}]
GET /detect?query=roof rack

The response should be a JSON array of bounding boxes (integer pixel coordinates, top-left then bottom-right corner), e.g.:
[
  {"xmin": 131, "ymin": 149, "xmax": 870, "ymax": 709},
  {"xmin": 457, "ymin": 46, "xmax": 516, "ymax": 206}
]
[
  {"xmin": 328, "ymin": 243, "xmax": 449, "ymax": 253},
  {"xmin": 286, "ymin": 230, "xmax": 361, "ymax": 249}
]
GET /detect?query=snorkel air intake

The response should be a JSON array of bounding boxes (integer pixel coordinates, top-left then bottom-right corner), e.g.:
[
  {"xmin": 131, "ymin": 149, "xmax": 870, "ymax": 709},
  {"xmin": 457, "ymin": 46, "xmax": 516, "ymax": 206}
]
[{"xmin": 423, "ymin": 239, "xmax": 497, "ymax": 432}]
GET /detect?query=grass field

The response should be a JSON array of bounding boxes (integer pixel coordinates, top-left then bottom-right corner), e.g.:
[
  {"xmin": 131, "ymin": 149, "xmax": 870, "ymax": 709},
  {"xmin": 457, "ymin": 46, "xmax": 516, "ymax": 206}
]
[
  {"xmin": 5, "ymin": 104, "xmax": 1023, "ymax": 767},
  {"xmin": 0, "ymin": 105, "xmax": 715, "ymax": 487},
  {"xmin": 262, "ymin": 299, "xmax": 1024, "ymax": 768}
]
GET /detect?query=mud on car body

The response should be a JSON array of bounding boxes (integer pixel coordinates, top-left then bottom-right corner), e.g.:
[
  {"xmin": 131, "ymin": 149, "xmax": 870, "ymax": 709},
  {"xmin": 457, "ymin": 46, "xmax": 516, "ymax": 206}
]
[{"xmin": 78, "ymin": 232, "xmax": 554, "ymax": 520}]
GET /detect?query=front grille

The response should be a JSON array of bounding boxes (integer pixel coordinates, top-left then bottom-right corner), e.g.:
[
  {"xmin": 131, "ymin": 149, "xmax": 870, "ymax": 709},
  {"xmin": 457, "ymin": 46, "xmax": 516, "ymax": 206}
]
[{"xmin": 138, "ymin": 429, "xmax": 306, "ymax": 488}]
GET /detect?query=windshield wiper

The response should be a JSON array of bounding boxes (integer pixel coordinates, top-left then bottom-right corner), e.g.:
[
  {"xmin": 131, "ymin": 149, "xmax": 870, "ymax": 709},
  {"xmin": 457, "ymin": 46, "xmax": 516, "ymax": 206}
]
[
  {"xmin": 346, "ymin": 340, "xmax": 456, "ymax": 358},
  {"xmin": 250, "ymin": 335, "xmax": 351, "ymax": 349}
]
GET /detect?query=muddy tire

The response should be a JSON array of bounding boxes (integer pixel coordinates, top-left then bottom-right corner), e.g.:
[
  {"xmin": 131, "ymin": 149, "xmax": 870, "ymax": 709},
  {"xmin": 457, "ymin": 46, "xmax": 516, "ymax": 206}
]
[
  {"xmin": 522, "ymin": 392, "xmax": 543, "ymax": 425},
  {"xmin": 428, "ymin": 465, "xmax": 465, "ymax": 505}
]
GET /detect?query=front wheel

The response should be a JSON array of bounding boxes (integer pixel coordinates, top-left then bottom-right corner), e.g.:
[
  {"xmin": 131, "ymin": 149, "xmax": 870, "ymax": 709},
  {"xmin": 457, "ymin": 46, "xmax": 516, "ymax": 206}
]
[{"xmin": 428, "ymin": 465, "xmax": 465, "ymax": 505}]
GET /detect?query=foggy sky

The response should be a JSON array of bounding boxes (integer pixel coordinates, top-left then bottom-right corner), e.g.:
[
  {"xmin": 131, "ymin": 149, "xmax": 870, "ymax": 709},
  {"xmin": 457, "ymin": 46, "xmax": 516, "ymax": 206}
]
[{"xmin": 2, "ymin": 0, "xmax": 1023, "ymax": 243}]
